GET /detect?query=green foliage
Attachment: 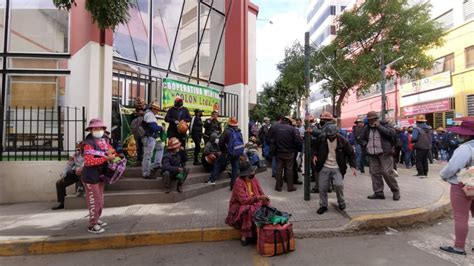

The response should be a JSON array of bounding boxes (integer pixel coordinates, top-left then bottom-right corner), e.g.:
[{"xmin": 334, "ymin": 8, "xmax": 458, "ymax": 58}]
[
  {"xmin": 312, "ymin": 0, "xmax": 444, "ymax": 117},
  {"xmin": 250, "ymin": 83, "xmax": 293, "ymax": 121},
  {"xmin": 53, "ymin": 0, "xmax": 133, "ymax": 30}
]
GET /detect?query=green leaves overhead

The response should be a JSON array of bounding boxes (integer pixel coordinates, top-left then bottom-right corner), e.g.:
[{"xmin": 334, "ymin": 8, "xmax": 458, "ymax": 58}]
[{"xmin": 53, "ymin": 0, "xmax": 133, "ymax": 30}]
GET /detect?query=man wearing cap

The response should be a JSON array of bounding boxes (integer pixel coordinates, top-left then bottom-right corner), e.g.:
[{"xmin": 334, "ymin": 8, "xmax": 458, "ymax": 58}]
[
  {"xmin": 352, "ymin": 118, "xmax": 366, "ymax": 174},
  {"xmin": 270, "ymin": 116, "xmax": 302, "ymax": 192},
  {"xmin": 190, "ymin": 109, "xmax": 204, "ymax": 165},
  {"xmin": 142, "ymin": 102, "xmax": 164, "ymax": 179},
  {"xmin": 412, "ymin": 115, "xmax": 433, "ymax": 178},
  {"xmin": 165, "ymin": 96, "xmax": 191, "ymax": 148},
  {"xmin": 310, "ymin": 111, "xmax": 336, "ymax": 193},
  {"xmin": 360, "ymin": 111, "xmax": 400, "ymax": 201},
  {"xmin": 313, "ymin": 124, "xmax": 356, "ymax": 214},
  {"xmin": 208, "ymin": 117, "xmax": 243, "ymax": 190},
  {"xmin": 258, "ymin": 117, "xmax": 272, "ymax": 160},
  {"xmin": 161, "ymin": 137, "xmax": 189, "ymax": 193},
  {"xmin": 203, "ymin": 111, "xmax": 222, "ymax": 144}
]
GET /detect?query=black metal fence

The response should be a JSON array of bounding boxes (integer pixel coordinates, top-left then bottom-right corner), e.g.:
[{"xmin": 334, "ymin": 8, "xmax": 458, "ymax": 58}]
[{"xmin": 1, "ymin": 106, "xmax": 86, "ymax": 161}]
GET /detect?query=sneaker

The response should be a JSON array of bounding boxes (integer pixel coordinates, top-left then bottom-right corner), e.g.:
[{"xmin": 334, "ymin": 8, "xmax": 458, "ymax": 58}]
[
  {"xmin": 317, "ymin": 207, "xmax": 328, "ymax": 215},
  {"xmin": 439, "ymin": 246, "xmax": 466, "ymax": 256},
  {"xmin": 88, "ymin": 224, "xmax": 105, "ymax": 234},
  {"xmin": 207, "ymin": 181, "xmax": 216, "ymax": 185},
  {"xmin": 97, "ymin": 220, "xmax": 108, "ymax": 227}
]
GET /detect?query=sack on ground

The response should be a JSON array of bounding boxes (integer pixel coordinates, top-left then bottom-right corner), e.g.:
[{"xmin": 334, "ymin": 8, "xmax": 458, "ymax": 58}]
[{"xmin": 257, "ymin": 223, "xmax": 295, "ymax": 257}]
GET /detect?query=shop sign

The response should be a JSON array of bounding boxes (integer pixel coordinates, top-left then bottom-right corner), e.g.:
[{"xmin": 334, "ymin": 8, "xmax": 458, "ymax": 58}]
[
  {"xmin": 402, "ymin": 99, "xmax": 451, "ymax": 116},
  {"xmin": 161, "ymin": 78, "xmax": 221, "ymax": 115},
  {"xmin": 400, "ymin": 71, "xmax": 451, "ymax": 96},
  {"xmin": 400, "ymin": 86, "xmax": 453, "ymax": 107}
]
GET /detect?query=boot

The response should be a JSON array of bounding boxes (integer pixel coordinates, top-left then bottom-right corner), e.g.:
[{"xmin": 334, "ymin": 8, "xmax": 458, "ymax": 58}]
[{"xmin": 176, "ymin": 183, "xmax": 183, "ymax": 193}]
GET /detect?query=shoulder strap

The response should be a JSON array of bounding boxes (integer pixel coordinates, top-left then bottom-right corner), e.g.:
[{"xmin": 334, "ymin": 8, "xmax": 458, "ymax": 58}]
[{"xmin": 190, "ymin": 117, "xmax": 195, "ymax": 131}]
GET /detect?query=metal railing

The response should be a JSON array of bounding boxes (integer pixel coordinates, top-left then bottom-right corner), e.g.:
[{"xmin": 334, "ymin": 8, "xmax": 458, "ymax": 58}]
[{"xmin": 1, "ymin": 106, "xmax": 86, "ymax": 161}]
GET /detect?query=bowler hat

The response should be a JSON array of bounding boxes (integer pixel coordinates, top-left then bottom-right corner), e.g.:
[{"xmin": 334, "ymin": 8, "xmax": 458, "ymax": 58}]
[
  {"xmin": 320, "ymin": 111, "xmax": 334, "ymax": 120},
  {"xmin": 194, "ymin": 108, "xmax": 203, "ymax": 113},
  {"xmin": 416, "ymin": 115, "xmax": 427, "ymax": 122},
  {"xmin": 239, "ymin": 161, "xmax": 257, "ymax": 177},
  {"xmin": 85, "ymin": 118, "xmax": 107, "ymax": 131},
  {"xmin": 150, "ymin": 102, "xmax": 160, "ymax": 110}
]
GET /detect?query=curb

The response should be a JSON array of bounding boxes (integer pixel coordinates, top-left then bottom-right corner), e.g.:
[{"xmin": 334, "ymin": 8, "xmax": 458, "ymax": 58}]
[{"xmin": 0, "ymin": 186, "xmax": 452, "ymax": 256}]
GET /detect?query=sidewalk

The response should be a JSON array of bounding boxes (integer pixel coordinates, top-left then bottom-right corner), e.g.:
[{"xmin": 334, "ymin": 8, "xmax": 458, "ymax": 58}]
[{"xmin": 0, "ymin": 163, "xmax": 451, "ymax": 256}]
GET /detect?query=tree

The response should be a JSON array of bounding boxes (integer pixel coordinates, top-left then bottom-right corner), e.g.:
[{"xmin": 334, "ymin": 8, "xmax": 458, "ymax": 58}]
[
  {"xmin": 250, "ymin": 82, "xmax": 294, "ymax": 121},
  {"xmin": 277, "ymin": 41, "xmax": 308, "ymax": 118},
  {"xmin": 53, "ymin": 0, "xmax": 133, "ymax": 30},
  {"xmin": 311, "ymin": 0, "xmax": 444, "ymax": 120}
]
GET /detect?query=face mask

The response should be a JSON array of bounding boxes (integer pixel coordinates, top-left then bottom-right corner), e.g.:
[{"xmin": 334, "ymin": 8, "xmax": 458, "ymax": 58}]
[
  {"xmin": 319, "ymin": 120, "xmax": 326, "ymax": 127},
  {"xmin": 215, "ymin": 139, "xmax": 219, "ymax": 144},
  {"xmin": 175, "ymin": 101, "xmax": 183, "ymax": 107},
  {"xmin": 248, "ymin": 174, "xmax": 255, "ymax": 179},
  {"xmin": 92, "ymin": 130, "xmax": 104, "ymax": 139},
  {"xmin": 408, "ymin": 130, "xmax": 413, "ymax": 133}
]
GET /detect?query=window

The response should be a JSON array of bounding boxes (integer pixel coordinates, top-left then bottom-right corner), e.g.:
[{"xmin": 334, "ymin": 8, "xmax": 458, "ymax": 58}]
[
  {"xmin": 172, "ymin": 0, "xmax": 199, "ymax": 75},
  {"xmin": 423, "ymin": 53, "xmax": 455, "ymax": 76},
  {"xmin": 435, "ymin": 9, "xmax": 454, "ymax": 30},
  {"xmin": 341, "ymin": 6, "xmax": 346, "ymax": 12},
  {"xmin": 464, "ymin": 0, "xmax": 474, "ymax": 21},
  {"xmin": 330, "ymin": 5, "xmax": 336, "ymax": 15},
  {"xmin": 330, "ymin": 25, "xmax": 336, "ymax": 35},
  {"xmin": 466, "ymin": 46, "xmax": 474, "ymax": 68},
  {"xmin": 467, "ymin": 95, "xmax": 474, "ymax": 116},
  {"xmin": 9, "ymin": 0, "xmax": 69, "ymax": 53},
  {"xmin": 199, "ymin": 6, "xmax": 225, "ymax": 84},
  {"xmin": 7, "ymin": 75, "xmax": 67, "ymax": 108},
  {"xmin": 113, "ymin": 0, "xmax": 150, "ymax": 64}
]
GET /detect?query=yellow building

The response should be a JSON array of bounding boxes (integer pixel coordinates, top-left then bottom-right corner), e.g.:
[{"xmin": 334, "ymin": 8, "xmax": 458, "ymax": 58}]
[{"xmin": 400, "ymin": 16, "xmax": 474, "ymax": 128}]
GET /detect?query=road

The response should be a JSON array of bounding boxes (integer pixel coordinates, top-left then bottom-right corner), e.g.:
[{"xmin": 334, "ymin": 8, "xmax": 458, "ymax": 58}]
[{"xmin": 1, "ymin": 219, "xmax": 474, "ymax": 266}]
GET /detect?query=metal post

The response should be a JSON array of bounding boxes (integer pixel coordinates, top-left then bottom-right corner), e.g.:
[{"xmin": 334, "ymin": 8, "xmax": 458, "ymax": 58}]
[
  {"xmin": 304, "ymin": 32, "xmax": 311, "ymax": 201},
  {"xmin": 380, "ymin": 48, "xmax": 386, "ymax": 121}
]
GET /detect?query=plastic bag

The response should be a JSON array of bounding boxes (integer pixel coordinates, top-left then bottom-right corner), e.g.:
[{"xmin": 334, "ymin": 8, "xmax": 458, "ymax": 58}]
[{"xmin": 253, "ymin": 205, "xmax": 291, "ymax": 228}]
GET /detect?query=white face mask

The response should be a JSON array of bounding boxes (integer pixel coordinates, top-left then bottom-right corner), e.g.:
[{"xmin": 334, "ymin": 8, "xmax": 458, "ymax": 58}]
[
  {"xmin": 92, "ymin": 130, "xmax": 104, "ymax": 139},
  {"xmin": 215, "ymin": 139, "xmax": 219, "ymax": 144}
]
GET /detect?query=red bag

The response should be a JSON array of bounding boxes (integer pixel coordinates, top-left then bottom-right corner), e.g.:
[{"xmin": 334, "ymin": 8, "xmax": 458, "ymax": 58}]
[{"xmin": 257, "ymin": 223, "xmax": 295, "ymax": 257}]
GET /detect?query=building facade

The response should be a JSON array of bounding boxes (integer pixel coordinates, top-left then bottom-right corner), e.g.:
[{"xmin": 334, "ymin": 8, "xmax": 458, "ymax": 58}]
[
  {"xmin": 340, "ymin": 0, "xmax": 474, "ymax": 129},
  {"xmin": 0, "ymin": 0, "xmax": 258, "ymax": 203}
]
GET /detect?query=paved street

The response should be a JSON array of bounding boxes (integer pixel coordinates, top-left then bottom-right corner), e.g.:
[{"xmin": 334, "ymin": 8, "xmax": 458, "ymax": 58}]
[
  {"xmin": 0, "ymin": 163, "xmax": 447, "ymax": 242},
  {"xmin": 2, "ymin": 219, "xmax": 474, "ymax": 266}
]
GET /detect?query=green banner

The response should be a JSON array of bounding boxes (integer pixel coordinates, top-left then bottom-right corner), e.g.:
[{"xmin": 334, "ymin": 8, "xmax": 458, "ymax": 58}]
[{"xmin": 161, "ymin": 78, "xmax": 221, "ymax": 115}]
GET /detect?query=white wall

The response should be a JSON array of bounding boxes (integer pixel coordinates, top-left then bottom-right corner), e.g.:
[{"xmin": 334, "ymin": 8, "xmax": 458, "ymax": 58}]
[
  {"xmin": 248, "ymin": 11, "xmax": 257, "ymax": 107},
  {"xmin": 0, "ymin": 161, "xmax": 66, "ymax": 203},
  {"xmin": 225, "ymin": 83, "xmax": 249, "ymax": 142}
]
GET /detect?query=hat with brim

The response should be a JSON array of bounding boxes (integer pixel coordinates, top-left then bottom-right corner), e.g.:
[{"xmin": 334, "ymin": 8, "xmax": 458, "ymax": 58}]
[
  {"xmin": 239, "ymin": 162, "xmax": 257, "ymax": 177},
  {"xmin": 167, "ymin": 137, "xmax": 181, "ymax": 150},
  {"xmin": 416, "ymin": 115, "xmax": 427, "ymax": 122},
  {"xmin": 228, "ymin": 117, "xmax": 239, "ymax": 127},
  {"xmin": 150, "ymin": 102, "xmax": 160, "ymax": 110},
  {"xmin": 85, "ymin": 118, "xmax": 107, "ymax": 131},
  {"xmin": 194, "ymin": 109, "xmax": 203, "ymax": 113},
  {"xmin": 448, "ymin": 121, "xmax": 474, "ymax": 136},
  {"xmin": 284, "ymin": 116, "xmax": 295, "ymax": 124},
  {"xmin": 366, "ymin": 111, "xmax": 379, "ymax": 120}
]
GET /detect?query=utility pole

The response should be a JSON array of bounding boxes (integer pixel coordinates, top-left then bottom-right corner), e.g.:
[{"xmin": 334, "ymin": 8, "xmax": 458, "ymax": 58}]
[
  {"xmin": 303, "ymin": 32, "xmax": 311, "ymax": 201},
  {"xmin": 380, "ymin": 48, "xmax": 387, "ymax": 121}
]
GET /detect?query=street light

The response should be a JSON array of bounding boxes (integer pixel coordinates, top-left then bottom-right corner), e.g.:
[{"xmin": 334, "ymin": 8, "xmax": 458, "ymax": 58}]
[{"xmin": 257, "ymin": 18, "xmax": 273, "ymax": 24}]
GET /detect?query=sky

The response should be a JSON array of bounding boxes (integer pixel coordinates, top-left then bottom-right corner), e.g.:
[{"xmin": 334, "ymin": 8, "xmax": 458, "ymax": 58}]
[{"xmin": 252, "ymin": 0, "xmax": 308, "ymax": 92}]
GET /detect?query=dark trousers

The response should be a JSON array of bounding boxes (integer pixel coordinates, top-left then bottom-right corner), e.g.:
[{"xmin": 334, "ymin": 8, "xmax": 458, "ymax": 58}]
[
  {"xmin": 162, "ymin": 171, "xmax": 184, "ymax": 189},
  {"xmin": 192, "ymin": 134, "xmax": 202, "ymax": 163},
  {"xmin": 209, "ymin": 154, "xmax": 240, "ymax": 187},
  {"xmin": 56, "ymin": 171, "xmax": 82, "ymax": 203},
  {"xmin": 169, "ymin": 130, "xmax": 187, "ymax": 164},
  {"xmin": 415, "ymin": 149, "xmax": 430, "ymax": 176},
  {"xmin": 276, "ymin": 152, "xmax": 295, "ymax": 191},
  {"xmin": 292, "ymin": 152, "xmax": 299, "ymax": 183},
  {"xmin": 393, "ymin": 147, "xmax": 401, "ymax": 170},
  {"xmin": 136, "ymin": 137, "xmax": 144, "ymax": 162}
]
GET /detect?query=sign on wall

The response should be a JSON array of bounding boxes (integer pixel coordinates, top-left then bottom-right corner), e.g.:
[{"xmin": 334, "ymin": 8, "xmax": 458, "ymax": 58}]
[
  {"xmin": 400, "ymin": 71, "xmax": 451, "ymax": 96},
  {"xmin": 402, "ymin": 99, "xmax": 451, "ymax": 116},
  {"xmin": 161, "ymin": 78, "xmax": 221, "ymax": 115}
]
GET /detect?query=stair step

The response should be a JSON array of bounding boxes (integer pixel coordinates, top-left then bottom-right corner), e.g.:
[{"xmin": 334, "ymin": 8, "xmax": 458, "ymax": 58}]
[
  {"xmin": 64, "ymin": 179, "xmax": 230, "ymax": 209},
  {"xmin": 106, "ymin": 172, "xmax": 219, "ymax": 191},
  {"xmin": 123, "ymin": 164, "xmax": 208, "ymax": 178}
]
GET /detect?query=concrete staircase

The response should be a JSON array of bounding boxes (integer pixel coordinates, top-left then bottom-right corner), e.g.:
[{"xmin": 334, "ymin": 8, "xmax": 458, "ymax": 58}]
[{"xmin": 65, "ymin": 164, "xmax": 266, "ymax": 209}]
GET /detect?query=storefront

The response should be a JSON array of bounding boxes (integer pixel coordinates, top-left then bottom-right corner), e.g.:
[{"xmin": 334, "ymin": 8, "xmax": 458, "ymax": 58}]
[{"xmin": 399, "ymin": 71, "xmax": 455, "ymax": 128}]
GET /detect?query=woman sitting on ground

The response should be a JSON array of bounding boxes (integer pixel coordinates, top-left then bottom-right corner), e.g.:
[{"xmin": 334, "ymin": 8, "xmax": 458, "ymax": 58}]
[{"xmin": 225, "ymin": 162, "xmax": 269, "ymax": 246}]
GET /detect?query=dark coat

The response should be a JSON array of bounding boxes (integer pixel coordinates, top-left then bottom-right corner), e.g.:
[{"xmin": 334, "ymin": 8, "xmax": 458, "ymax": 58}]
[
  {"xmin": 204, "ymin": 118, "xmax": 222, "ymax": 138},
  {"xmin": 164, "ymin": 106, "xmax": 191, "ymax": 136},
  {"xmin": 270, "ymin": 122, "xmax": 302, "ymax": 154},
  {"xmin": 162, "ymin": 150, "xmax": 182, "ymax": 176},
  {"xmin": 313, "ymin": 134, "xmax": 356, "ymax": 176},
  {"xmin": 359, "ymin": 122, "xmax": 396, "ymax": 155},
  {"xmin": 190, "ymin": 116, "xmax": 203, "ymax": 136},
  {"xmin": 352, "ymin": 125, "xmax": 364, "ymax": 145}
]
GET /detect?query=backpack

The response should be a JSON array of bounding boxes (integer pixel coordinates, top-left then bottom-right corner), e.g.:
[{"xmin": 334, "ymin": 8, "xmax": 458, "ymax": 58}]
[
  {"xmin": 131, "ymin": 116, "xmax": 145, "ymax": 139},
  {"xmin": 227, "ymin": 128, "xmax": 244, "ymax": 157}
]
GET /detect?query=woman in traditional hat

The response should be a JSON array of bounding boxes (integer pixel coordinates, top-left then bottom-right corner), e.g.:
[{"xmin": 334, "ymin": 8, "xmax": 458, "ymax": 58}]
[
  {"xmin": 81, "ymin": 118, "xmax": 115, "ymax": 234},
  {"xmin": 225, "ymin": 162, "xmax": 269, "ymax": 246},
  {"xmin": 439, "ymin": 121, "xmax": 474, "ymax": 255}
]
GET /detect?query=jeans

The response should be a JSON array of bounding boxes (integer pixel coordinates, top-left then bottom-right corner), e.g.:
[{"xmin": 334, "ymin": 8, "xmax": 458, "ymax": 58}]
[
  {"xmin": 142, "ymin": 137, "xmax": 163, "ymax": 177},
  {"xmin": 272, "ymin": 156, "xmax": 277, "ymax": 177},
  {"xmin": 209, "ymin": 154, "xmax": 240, "ymax": 187},
  {"xmin": 440, "ymin": 149, "xmax": 448, "ymax": 161},
  {"xmin": 404, "ymin": 150, "xmax": 413, "ymax": 168},
  {"xmin": 355, "ymin": 144, "xmax": 365, "ymax": 172}
]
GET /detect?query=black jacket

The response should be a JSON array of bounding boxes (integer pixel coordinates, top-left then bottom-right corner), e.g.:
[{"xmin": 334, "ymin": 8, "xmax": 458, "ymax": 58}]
[
  {"xmin": 352, "ymin": 125, "xmax": 364, "ymax": 145},
  {"xmin": 162, "ymin": 151, "xmax": 182, "ymax": 175},
  {"xmin": 165, "ymin": 106, "xmax": 191, "ymax": 135},
  {"xmin": 258, "ymin": 124, "xmax": 271, "ymax": 145},
  {"xmin": 313, "ymin": 134, "xmax": 356, "ymax": 176},
  {"xmin": 360, "ymin": 122, "xmax": 396, "ymax": 155},
  {"xmin": 190, "ymin": 116, "xmax": 203, "ymax": 136},
  {"xmin": 204, "ymin": 118, "xmax": 222, "ymax": 137},
  {"xmin": 270, "ymin": 123, "xmax": 302, "ymax": 154}
]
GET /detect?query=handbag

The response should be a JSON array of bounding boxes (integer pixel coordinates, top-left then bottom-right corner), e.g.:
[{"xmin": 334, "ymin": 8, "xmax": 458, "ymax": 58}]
[{"xmin": 253, "ymin": 205, "xmax": 291, "ymax": 228}]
